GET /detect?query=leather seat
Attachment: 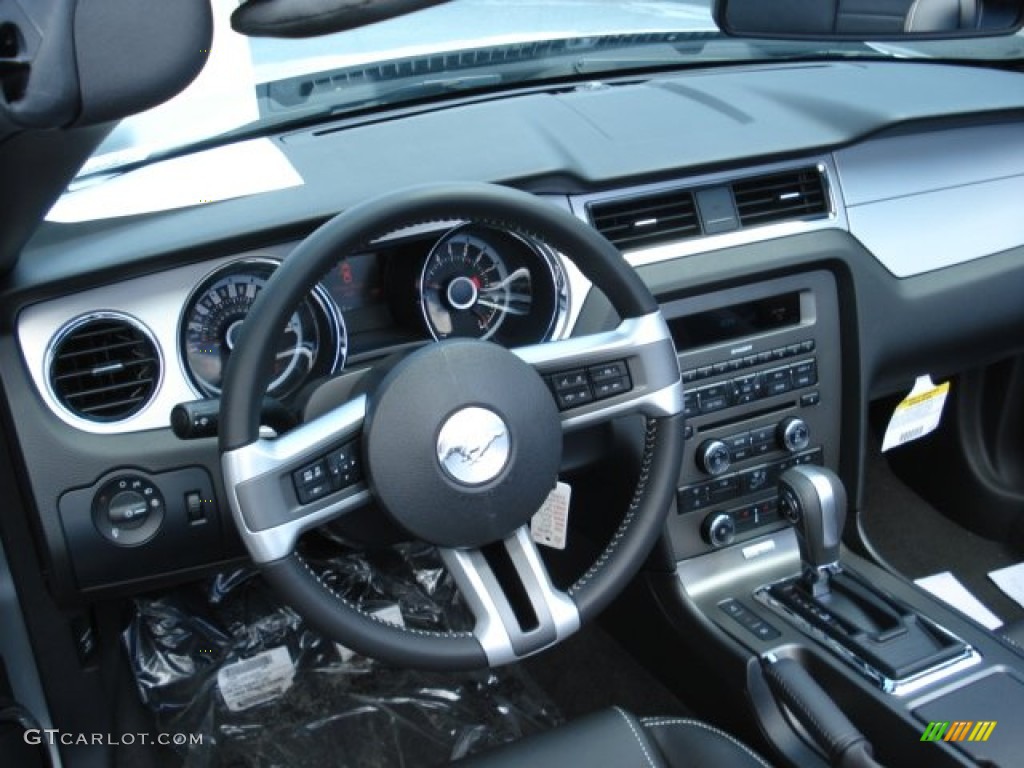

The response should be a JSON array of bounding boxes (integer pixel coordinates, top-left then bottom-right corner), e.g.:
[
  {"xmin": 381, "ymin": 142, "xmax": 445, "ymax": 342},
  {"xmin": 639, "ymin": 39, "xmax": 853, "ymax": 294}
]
[{"xmin": 457, "ymin": 707, "xmax": 772, "ymax": 768}]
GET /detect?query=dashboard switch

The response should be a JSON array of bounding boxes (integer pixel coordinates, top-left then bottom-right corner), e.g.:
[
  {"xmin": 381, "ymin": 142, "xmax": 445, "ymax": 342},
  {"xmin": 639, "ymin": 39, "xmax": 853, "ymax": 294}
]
[
  {"xmin": 185, "ymin": 491, "xmax": 207, "ymax": 523},
  {"xmin": 697, "ymin": 439, "xmax": 732, "ymax": 476},
  {"xmin": 92, "ymin": 474, "xmax": 165, "ymax": 546},
  {"xmin": 778, "ymin": 417, "xmax": 811, "ymax": 453},
  {"xmin": 702, "ymin": 513, "xmax": 736, "ymax": 548},
  {"xmin": 107, "ymin": 490, "xmax": 150, "ymax": 528}
]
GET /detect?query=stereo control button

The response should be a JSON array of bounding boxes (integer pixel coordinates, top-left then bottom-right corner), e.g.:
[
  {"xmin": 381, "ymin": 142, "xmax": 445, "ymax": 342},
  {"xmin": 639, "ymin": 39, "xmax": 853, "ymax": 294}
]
[
  {"xmin": 702, "ymin": 513, "xmax": 736, "ymax": 548},
  {"xmin": 791, "ymin": 359, "xmax": 818, "ymax": 388},
  {"xmin": 683, "ymin": 392, "xmax": 699, "ymax": 419},
  {"xmin": 697, "ymin": 439, "xmax": 732, "ymax": 476},
  {"xmin": 778, "ymin": 417, "xmax": 811, "ymax": 453},
  {"xmin": 678, "ymin": 484, "xmax": 711, "ymax": 513}
]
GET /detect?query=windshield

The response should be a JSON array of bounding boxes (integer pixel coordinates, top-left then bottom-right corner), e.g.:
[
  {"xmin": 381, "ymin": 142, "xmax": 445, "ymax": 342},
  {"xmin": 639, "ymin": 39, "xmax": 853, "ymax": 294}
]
[{"xmin": 76, "ymin": 0, "xmax": 1024, "ymax": 181}]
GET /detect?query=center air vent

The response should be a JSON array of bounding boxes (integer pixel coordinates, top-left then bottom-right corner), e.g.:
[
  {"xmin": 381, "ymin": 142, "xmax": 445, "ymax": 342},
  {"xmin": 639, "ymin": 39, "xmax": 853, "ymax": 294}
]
[
  {"xmin": 588, "ymin": 188, "xmax": 701, "ymax": 250},
  {"xmin": 732, "ymin": 167, "xmax": 828, "ymax": 227},
  {"xmin": 48, "ymin": 315, "xmax": 160, "ymax": 423}
]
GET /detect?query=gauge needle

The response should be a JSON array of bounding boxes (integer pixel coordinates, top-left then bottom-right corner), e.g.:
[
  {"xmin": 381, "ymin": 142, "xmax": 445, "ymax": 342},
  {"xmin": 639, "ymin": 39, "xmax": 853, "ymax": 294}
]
[
  {"xmin": 477, "ymin": 296, "xmax": 531, "ymax": 315},
  {"xmin": 478, "ymin": 267, "xmax": 531, "ymax": 293}
]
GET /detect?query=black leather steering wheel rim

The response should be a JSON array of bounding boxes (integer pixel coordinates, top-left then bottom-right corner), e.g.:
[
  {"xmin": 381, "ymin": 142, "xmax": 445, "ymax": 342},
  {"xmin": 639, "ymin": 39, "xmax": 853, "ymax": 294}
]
[{"xmin": 219, "ymin": 182, "xmax": 684, "ymax": 670}]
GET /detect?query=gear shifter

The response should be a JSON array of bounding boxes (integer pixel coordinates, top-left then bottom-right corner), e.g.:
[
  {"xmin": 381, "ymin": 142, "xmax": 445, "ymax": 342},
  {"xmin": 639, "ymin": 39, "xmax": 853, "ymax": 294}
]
[
  {"xmin": 778, "ymin": 465, "xmax": 847, "ymax": 597},
  {"xmin": 765, "ymin": 465, "xmax": 970, "ymax": 688}
]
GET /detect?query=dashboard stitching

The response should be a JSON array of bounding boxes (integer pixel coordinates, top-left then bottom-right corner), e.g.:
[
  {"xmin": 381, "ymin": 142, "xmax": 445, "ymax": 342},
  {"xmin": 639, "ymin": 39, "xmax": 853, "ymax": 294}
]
[{"xmin": 569, "ymin": 417, "xmax": 658, "ymax": 595}]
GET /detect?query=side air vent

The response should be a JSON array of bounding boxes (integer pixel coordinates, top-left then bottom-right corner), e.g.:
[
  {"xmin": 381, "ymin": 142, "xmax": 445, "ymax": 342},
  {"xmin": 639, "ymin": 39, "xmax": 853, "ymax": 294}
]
[
  {"xmin": 48, "ymin": 315, "xmax": 161, "ymax": 422},
  {"xmin": 588, "ymin": 189, "xmax": 701, "ymax": 251},
  {"xmin": 732, "ymin": 167, "xmax": 828, "ymax": 228}
]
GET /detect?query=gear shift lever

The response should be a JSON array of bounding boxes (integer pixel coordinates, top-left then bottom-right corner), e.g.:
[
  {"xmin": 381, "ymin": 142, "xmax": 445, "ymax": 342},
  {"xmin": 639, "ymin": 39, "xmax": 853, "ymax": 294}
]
[{"xmin": 778, "ymin": 465, "xmax": 847, "ymax": 597}]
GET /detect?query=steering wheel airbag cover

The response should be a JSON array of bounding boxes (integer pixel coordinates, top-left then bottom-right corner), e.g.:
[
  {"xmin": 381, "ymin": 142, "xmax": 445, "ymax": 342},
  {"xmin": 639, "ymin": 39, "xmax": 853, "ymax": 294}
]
[{"xmin": 364, "ymin": 338, "xmax": 561, "ymax": 548}]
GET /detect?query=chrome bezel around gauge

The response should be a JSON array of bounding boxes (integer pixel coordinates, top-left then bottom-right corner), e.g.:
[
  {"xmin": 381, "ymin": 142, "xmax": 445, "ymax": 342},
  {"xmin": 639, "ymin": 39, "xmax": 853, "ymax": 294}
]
[
  {"xmin": 178, "ymin": 257, "xmax": 346, "ymax": 400},
  {"xmin": 418, "ymin": 224, "xmax": 570, "ymax": 346}
]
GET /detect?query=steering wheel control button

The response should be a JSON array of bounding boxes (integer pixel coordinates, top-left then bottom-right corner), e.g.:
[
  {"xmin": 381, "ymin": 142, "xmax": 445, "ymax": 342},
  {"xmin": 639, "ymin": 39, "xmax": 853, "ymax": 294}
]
[
  {"xmin": 289, "ymin": 442, "xmax": 364, "ymax": 506},
  {"xmin": 697, "ymin": 439, "xmax": 731, "ymax": 476},
  {"xmin": 92, "ymin": 474, "xmax": 165, "ymax": 546},
  {"xmin": 365, "ymin": 339, "xmax": 560, "ymax": 548},
  {"xmin": 546, "ymin": 358, "xmax": 632, "ymax": 411},
  {"xmin": 436, "ymin": 407, "xmax": 511, "ymax": 486},
  {"xmin": 326, "ymin": 443, "xmax": 362, "ymax": 487}
]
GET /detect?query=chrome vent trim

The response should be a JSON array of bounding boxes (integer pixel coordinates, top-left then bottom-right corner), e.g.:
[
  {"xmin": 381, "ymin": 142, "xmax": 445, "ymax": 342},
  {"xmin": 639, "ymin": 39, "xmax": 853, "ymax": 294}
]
[
  {"xmin": 732, "ymin": 166, "xmax": 828, "ymax": 227},
  {"xmin": 587, "ymin": 188, "xmax": 701, "ymax": 250},
  {"xmin": 571, "ymin": 158, "xmax": 845, "ymax": 268},
  {"xmin": 46, "ymin": 313, "xmax": 162, "ymax": 423}
]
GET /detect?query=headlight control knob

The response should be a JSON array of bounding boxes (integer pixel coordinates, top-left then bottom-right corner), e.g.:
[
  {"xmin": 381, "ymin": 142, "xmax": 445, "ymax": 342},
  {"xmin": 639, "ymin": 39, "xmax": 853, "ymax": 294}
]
[
  {"xmin": 778, "ymin": 417, "xmax": 810, "ymax": 453},
  {"xmin": 696, "ymin": 439, "xmax": 731, "ymax": 476},
  {"xmin": 92, "ymin": 474, "xmax": 165, "ymax": 546}
]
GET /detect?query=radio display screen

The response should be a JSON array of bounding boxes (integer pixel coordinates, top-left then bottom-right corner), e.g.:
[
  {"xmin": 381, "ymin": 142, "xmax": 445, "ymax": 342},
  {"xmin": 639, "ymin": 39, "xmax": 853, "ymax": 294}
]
[{"xmin": 669, "ymin": 291, "xmax": 801, "ymax": 349}]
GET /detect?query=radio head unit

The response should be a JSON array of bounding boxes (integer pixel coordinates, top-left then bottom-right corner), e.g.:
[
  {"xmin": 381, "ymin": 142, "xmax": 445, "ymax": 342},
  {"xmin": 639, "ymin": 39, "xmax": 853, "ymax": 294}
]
[{"xmin": 661, "ymin": 270, "xmax": 841, "ymax": 560}]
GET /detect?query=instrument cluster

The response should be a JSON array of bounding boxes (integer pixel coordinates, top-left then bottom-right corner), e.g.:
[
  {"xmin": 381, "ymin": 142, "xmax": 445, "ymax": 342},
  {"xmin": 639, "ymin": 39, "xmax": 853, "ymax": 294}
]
[{"xmin": 178, "ymin": 224, "xmax": 570, "ymax": 402}]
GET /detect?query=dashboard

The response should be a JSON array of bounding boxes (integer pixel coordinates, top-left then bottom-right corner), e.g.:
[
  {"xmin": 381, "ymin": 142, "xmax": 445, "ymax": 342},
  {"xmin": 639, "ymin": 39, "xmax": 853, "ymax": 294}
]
[
  {"xmin": 3, "ymin": 60, "xmax": 1024, "ymax": 604},
  {"xmin": 18, "ymin": 223, "xmax": 575, "ymax": 436}
]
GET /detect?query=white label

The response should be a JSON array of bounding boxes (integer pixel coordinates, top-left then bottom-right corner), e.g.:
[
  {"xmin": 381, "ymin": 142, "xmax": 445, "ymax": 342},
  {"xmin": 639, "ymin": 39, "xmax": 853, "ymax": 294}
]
[
  {"xmin": 531, "ymin": 482, "xmax": 571, "ymax": 550},
  {"xmin": 742, "ymin": 539, "xmax": 776, "ymax": 560},
  {"xmin": 335, "ymin": 604, "xmax": 406, "ymax": 662},
  {"xmin": 217, "ymin": 646, "xmax": 294, "ymax": 712},
  {"xmin": 881, "ymin": 375, "xmax": 950, "ymax": 452}
]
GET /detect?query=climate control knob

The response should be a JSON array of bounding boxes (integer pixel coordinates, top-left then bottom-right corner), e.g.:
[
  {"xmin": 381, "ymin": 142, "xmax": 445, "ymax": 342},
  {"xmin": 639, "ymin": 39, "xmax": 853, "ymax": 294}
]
[
  {"xmin": 696, "ymin": 439, "xmax": 731, "ymax": 476},
  {"xmin": 702, "ymin": 513, "xmax": 736, "ymax": 548},
  {"xmin": 778, "ymin": 417, "xmax": 810, "ymax": 453}
]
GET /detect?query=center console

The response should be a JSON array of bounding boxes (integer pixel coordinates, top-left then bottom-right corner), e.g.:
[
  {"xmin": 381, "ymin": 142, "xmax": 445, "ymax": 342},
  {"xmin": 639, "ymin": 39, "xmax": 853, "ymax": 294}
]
[
  {"xmin": 661, "ymin": 270, "xmax": 841, "ymax": 557},
  {"xmin": 653, "ymin": 269, "xmax": 1024, "ymax": 767}
]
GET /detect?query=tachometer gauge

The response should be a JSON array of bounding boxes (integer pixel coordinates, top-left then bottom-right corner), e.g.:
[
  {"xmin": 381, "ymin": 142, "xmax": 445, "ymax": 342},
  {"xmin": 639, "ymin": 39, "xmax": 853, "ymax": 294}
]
[
  {"xmin": 420, "ymin": 225, "xmax": 566, "ymax": 345},
  {"xmin": 420, "ymin": 230, "xmax": 515, "ymax": 340},
  {"xmin": 180, "ymin": 259, "xmax": 345, "ymax": 399}
]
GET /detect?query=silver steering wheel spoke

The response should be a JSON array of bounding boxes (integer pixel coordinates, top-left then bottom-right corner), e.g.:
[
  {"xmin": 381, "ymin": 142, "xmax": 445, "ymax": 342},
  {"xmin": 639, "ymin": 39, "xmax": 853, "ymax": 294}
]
[
  {"xmin": 222, "ymin": 395, "xmax": 370, "ymax": 564},
  {"xmin": 441, "ymin": 526, "xmax": 580, "ymax": 666},
  {"xmin": 515, "ymin": 311, "xmax": 684, "ymax": 431}
]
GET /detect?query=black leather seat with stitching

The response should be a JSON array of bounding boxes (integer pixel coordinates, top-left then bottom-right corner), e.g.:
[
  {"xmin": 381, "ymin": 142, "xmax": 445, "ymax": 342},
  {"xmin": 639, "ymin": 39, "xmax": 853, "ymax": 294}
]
[{"xmin": 457, "ymin": 707, "xmax": 772, "ymax": 768}]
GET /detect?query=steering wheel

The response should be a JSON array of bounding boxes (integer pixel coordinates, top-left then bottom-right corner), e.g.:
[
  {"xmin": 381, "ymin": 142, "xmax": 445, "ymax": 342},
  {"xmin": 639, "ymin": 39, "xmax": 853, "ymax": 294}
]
[{"xmin": 219, "ymin": 182, "xmax": 684, "ymax": 670}]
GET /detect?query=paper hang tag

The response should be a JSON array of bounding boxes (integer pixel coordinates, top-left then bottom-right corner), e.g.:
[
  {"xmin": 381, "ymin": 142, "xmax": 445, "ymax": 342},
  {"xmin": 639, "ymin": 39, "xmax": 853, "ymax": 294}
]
[
  {"xmin": 881, "ymin": 375, "xmax": 950, "ymax": 452},
  {"xmin": 531, "ymin": 482, "xmax": 571, "ymax": 550},
  {"xmin": 217, "ymin": 645, "xmax": 295, "ymax": 712}
]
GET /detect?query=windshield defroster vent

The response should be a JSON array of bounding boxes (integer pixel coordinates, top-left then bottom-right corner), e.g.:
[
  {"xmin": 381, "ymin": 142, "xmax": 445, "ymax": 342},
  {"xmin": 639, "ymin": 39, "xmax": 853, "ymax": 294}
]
[
  {"xmin": 48, "ymin": 315, "xmax": 161, "ymax": 423},
  {"xmin": 588, "ymin": 189, "xmax": 701, "ymax": 251},
  {"xmin": 732, "ymin": 167, "xmax": 828, "ymax": 227}
]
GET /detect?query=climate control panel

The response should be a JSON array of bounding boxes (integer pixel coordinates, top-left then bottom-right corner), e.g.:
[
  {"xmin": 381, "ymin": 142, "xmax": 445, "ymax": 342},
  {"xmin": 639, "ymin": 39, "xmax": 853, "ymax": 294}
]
[{"xmin": 660, "ymin": 270, "xmax": 841, "ymax": 559}]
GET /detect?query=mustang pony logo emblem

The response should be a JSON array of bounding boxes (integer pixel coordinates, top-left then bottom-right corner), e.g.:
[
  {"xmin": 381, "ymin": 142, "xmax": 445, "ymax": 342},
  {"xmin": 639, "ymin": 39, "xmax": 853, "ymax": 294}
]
[
  {"xmin": 441, "ymin": 430, "xmax": 506, "ymax": 465},
  {"xmin": 436, "ymin": 407, "xmax": 511, "ymax": 485}
]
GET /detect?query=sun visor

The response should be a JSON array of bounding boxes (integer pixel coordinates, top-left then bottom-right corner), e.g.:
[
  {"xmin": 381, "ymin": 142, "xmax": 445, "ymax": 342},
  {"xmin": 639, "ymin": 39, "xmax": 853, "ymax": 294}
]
[
  {"xmin": 231, "ymin": 0, "xmax": 450, "ymax": 38},
  {"xmin": 0, "ymin": 0, "xmax": 212, "ymax": 129}
]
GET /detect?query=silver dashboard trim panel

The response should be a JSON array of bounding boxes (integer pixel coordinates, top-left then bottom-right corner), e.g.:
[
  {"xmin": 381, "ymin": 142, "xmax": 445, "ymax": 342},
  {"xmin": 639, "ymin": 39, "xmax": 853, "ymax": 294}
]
[{"xmin": 835, "ymin": 122, "xmax": 1024, "ymax": 277}]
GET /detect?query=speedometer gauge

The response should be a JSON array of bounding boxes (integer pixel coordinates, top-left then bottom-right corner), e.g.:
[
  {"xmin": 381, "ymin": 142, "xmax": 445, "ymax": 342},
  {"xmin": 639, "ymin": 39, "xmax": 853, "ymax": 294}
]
[
  {"xmin": 180, "ymin": 259, "xmax": 345, "ymax": 399},
  {"xmin": 419, "ymin": 225, "xmax": 568, "ymax": 345}
]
